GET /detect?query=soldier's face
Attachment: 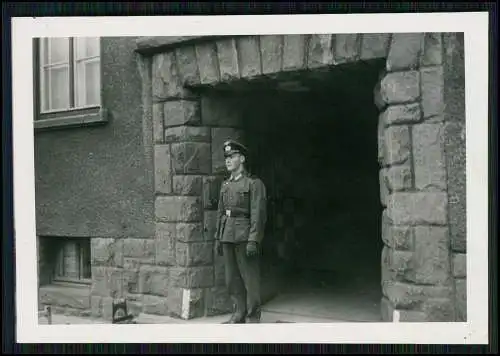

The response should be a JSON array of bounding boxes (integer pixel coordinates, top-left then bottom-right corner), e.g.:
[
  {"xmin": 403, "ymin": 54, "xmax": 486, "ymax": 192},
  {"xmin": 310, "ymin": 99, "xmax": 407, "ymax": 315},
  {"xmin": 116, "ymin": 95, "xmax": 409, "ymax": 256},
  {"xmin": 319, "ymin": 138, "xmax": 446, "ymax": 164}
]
[{"xmin": 225, "ymin": 153, "xmax": 244, "ymax": 172}]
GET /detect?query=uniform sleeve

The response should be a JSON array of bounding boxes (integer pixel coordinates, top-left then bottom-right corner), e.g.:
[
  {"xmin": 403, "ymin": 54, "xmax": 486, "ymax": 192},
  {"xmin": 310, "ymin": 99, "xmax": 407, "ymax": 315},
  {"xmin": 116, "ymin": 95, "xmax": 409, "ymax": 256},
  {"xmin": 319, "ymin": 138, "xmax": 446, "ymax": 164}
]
[
  {"xmin": 249, "ymin": 178, "xmax": 267, "ymax": 243},
  {"xmin": 214, "ymin": 185, "xmax": 225, "ymax": 241}
]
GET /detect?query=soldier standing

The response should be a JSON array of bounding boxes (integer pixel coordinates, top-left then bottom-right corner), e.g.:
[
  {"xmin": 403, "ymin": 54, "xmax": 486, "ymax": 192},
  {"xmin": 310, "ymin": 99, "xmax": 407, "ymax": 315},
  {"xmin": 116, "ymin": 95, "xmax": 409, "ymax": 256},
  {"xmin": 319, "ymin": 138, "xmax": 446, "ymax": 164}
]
[{"xmin": 214, "ymin": 139, "xmax": 267, "ymax": 324}]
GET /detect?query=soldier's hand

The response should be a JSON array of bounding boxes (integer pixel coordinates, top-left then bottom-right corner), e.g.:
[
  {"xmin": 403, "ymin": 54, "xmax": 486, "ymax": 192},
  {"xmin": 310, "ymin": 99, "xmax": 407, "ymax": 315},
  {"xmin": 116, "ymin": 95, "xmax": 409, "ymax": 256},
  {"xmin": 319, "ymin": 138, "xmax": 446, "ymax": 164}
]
[
  {"xmin": 246, "ymin": 241, "xmax": 258, "ymax": 257},
  {"xmin": 215, "ymin": 240, "xmax": 223, "ymax": 256}
]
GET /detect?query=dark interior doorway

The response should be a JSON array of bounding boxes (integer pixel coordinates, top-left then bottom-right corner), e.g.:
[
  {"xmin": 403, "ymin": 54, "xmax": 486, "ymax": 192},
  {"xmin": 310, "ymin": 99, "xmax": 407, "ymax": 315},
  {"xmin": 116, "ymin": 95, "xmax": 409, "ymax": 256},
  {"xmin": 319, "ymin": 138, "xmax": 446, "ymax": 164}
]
[{"xmin": 239, "ymin": 61, "xmax": 385, "ymax": 322}]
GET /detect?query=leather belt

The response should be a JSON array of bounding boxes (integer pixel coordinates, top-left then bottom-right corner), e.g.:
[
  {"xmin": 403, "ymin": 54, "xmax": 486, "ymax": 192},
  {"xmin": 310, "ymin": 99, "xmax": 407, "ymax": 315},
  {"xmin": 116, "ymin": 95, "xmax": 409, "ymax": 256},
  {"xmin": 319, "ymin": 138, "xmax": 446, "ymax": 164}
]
[{"xmin": 225, "ymin": 209, "xmax": 250, "ymax": 218}]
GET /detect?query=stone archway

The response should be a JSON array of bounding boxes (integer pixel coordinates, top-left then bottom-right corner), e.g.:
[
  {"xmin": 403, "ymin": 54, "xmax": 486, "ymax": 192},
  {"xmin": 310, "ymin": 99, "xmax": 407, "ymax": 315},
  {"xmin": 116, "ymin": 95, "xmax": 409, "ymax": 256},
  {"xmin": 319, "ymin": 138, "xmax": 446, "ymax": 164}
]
[{"xmin": 133, "ymin": 33, "xmax": 464, "ymax": 322}]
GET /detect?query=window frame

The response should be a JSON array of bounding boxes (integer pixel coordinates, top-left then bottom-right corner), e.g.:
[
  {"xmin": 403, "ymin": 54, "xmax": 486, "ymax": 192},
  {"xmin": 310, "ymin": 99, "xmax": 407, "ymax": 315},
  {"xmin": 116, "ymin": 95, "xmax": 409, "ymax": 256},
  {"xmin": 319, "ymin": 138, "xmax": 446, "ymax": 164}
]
[
  {"xmin": 52, "ymin": 237, "xmax": 92, "ymax": 286},
  {"xmin": 33, "ymin": 37, "xmax": 108, "ymax": 132}
]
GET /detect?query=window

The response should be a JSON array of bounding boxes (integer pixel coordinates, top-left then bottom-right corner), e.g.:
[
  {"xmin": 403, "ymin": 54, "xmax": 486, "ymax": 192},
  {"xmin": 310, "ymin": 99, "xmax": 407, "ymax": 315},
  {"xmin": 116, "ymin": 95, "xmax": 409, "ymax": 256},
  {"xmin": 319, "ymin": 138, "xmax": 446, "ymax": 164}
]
[
  {"xmin": 34, "ymin": 37, "xmax": 107, "ymax": 129},
  {"xmin": 53, "ymin": 238, "xmax": 92, "ymax": 284}
]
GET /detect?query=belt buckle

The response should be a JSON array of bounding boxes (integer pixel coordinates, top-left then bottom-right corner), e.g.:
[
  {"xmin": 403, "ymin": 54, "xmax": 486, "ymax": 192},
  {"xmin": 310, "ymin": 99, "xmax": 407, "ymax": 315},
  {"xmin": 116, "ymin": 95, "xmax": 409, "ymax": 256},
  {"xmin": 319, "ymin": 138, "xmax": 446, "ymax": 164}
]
[{"xmin": 225, "ymin": 210, "xmax": 231, "ymax": 217}]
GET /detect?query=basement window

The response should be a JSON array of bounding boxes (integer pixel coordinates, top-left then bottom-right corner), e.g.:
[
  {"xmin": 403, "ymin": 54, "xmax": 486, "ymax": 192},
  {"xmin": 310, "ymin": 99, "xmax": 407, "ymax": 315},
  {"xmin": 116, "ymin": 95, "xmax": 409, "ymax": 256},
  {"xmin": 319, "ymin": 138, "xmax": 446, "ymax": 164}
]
[{"xmin": 52, "ymin": 237, "xmax": 92, "ymax": 285}]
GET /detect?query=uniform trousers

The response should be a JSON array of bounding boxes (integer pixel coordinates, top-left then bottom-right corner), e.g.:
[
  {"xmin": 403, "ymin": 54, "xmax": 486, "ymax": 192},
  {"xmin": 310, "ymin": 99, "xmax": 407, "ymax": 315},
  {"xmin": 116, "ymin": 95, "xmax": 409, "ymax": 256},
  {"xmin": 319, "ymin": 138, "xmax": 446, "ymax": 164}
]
[{"xmin": 222, "ymin": 242, "xmax": 261, "ymax": 320}]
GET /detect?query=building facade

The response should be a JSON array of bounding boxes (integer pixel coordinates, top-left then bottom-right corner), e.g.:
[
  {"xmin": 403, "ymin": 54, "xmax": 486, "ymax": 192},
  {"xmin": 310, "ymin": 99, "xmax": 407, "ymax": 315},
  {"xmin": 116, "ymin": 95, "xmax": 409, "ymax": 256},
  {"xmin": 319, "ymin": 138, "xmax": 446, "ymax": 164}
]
[{"xmin": 35, "ymin": 33, "xmax": 466, "ymax": 322}]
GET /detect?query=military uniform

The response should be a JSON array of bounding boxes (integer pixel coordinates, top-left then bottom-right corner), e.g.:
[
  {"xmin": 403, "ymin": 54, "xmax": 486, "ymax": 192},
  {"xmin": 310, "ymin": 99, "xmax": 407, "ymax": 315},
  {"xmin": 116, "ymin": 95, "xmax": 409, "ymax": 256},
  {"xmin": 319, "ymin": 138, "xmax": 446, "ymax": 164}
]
[{"xmin": 215, "ymin": 140, "xmax": 267, "ymax": 323}]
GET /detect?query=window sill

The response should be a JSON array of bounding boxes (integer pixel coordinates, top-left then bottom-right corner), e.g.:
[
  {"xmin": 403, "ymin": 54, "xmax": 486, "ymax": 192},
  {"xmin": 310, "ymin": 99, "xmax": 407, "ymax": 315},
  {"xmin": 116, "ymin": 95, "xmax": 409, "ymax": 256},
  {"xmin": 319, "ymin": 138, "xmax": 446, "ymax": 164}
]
[{"xmin": 34, "ymin": 108, "xmax": 109, "ymax": 132}]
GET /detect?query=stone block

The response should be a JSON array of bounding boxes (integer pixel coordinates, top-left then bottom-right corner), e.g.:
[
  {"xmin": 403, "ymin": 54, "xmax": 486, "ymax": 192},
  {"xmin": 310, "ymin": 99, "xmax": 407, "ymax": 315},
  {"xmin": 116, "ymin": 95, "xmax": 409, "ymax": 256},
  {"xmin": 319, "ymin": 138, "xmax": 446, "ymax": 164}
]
[
  {"xmin": 152, "ymin": 52, "xmax": 189, "ymax": 100},
  {"xmin": 452, "ymin": 253, "xmax": 466, "ymax": 278},
  {"xmin": 170, "ymin": 142, "xmax": 211, "ymax": 175},
  {"xmin": 381, "ymin": 103, "xmax": 421, "ymax": 126},
  {"xmin": 413, "ymin": 123, "xmax": 447, "ymax": 191},
  {"xmin": 386, "ymin": 33, "xmax": 424, "ymax": 71},
  {"xmin": 397, "ymin": 309, "xmax": 427, "ymax": 322},
  {"xmin": 173, "ymin": 175, "xmax": 203, "ymax": 196},
  {"xmin": 387, "ymin": 192, "xmax": 448, "ymax": 226},
  {"xmin": 410, "ymin": 226, "xmax": 450, "ymax": 285},
  {"xmin": 204, "ymin": 210, "xmax": 218, "ymax": 241},
  {"xmin": 420, "ymin": 298, "xmax": 455, "ymax": 321},
  {"xmin": 154, "ymin": 144, "xmax": 172, "ymax": 194},
  {"xmin": 382, "ymin": 246, "xmax": 412, "ymax": 281},
  {"xmin": 421, "ymin": 66, "xmax": 444, "ymax": 119},
  {"xmin": 205, "ymin": 286, "xmax": 232, "ymax": 316},
  {"xmin": 379, "ymin": 168, "xmax": 389, "ymax": 207},
  {"xmin": 183, "ymin": 288, "xmax": 206, "ymax": 319},
  {"xmin": 386, "ymin": 164, "xmax": 413, "ymax": 191},
  {"xmin": 211, "ymin": 127, "xmax": 245, "ymax": 174},
  {"xmin": 377, "ymin": 116, "xmax": 385, "ymax": 164},
  {"xmin": 282, "ymin": 35, "xmax": 308, "ymax": 71},
  {"xmin": 360, "ymin": 33, "xmax": 391, "ymax": 60},
  {"xmin": 175, "ymin": 45, "xmax": 200, "ymax": 86},
  {"xmin": 382, "ymin": 280, "xmax": 451, "ymax": 309},
  {"xmin": 91, "ymin": 238, "xmax": 124, "ymax": 267},
  {"xmin": 102, "ymin": 297, "xmax": 114, "ymax": 321},
  {"xmin": 203, "ymin": 175, "xmax": 223, "ymax": 210},
  {"xmin": 166, "ymin": 287, "xmax": 183, "ymax": 317},
  {"xmin": 138, "ymin": 265, "xmax": 170, "ymax": 297},
  {"xmin": 307, "ymin": 34, "xmax": 334, "ymax": 68},
  {"xmin": 170, "ymin": 266, "xmax": 215, "ymax": 288},
  {"xmin": 421, "ymin": 33, "xmax": 443, "ymax": 66},
  {"xmin": 152, "ymin": 103, "xmax": 164, "ymax": 144},
  {"xmin": 165, "ymin": 126, "xmax": 210, "ymax": 143},
  {"xmin": 126, "ymin": 295, "xmax": 144, "ymax": 317},
  {"xmin": 216, "ymin": 38, "xmax": 240, "ymax": 82},
  {"xmin": 382, "ymin": 218, "xmax": 414, "ymax": 251},
  {"xmin": 259, "ymin": 35, "xmax": 283, "ymax": 75},
  {"xmin": 195, "ymin": 42, "xmax": 220, "ymax": 85},
  {"xmin": 123, "ymin": 257, "xmax": 154, "ymax": 271},
  {"xmin": 142, "ymin": 294, "xmax": 169, "ymax": 316},
  {"xmin": 455, "ymin": 279, "xmax": 467, "ymax": 321},
  {"xmin": 380, "ymin": 297, "xmax": 394, "ymax": 322},
  {"xmin": 90, "ymin": 267, "xmax": 123, "ymax": 298},
  {"xmin": 176, "ymin": 223, "xmax": 204, "ymax": 242},
  {"xmin": 383, "ymin": 125, "xmax": 411, "ymax": 166},
  {"xmin": 164, "ymin": 100, "xmax": 200, "ymax": 127},
  {"xmin": 334, "ymin": 34, "xmax": 360, "ymax": 63},
  {"xmin": 236, "ymin": 36, "xmax": 262, "ymax": 78},
  {"xmin": 122, "ymin": 268, "xmax": 140, "ymax": 294},
  {"xmin": 155, "ymin": 223, "xmax": 176, "ymax": 266},
  {"xmin": 201, "ymin": 95, "xmax": 244, "ymax": 127},
  {"xmin": 176, "ymin": 242, "xmax": 214, "ymax": 267},
  {"xmin": 90, "ymin": 295, "xmax": 102, "ymax": 317},
  {"xmin": 122, "ymin": 238, "xmax": 155, "ymax": 260},
  {"xmin": 155, "ymin": 196, "xmax": 203, "ymax": 222},
  {"xmin": 380, "ymin": 70, "xmax": 420, "ymax": 105}
]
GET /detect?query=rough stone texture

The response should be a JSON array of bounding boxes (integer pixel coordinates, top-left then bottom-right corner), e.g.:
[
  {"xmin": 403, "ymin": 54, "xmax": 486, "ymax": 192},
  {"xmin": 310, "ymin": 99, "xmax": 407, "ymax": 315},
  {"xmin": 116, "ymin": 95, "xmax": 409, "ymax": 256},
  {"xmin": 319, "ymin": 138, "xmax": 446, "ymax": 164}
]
[
  {"xmin": 155, "ymin": 196, "xmax": 202, "ymax": 222},
  {"xmin": 211, "ymin": 128, "xmax": 245, "ymax": 174},
  {"xmin": 155, "ymin": 223, "xmax": 176, "ymax": 266},
  {"xmin": 203, "ymin": 175, "xmax": 224, "ymax": 210},
  {"xmin": 185, "ymin": 288, "xmax": 206, "ymax": 319},
  {"xmin": 420, "ymin": 298, "xmax": 455, "ymax": 321},
  {"xmin": 175, "ymin": 45, "xmax": 200, "ymax": 86},
  {"xmin": 216, "ymin": 38, "xmax": 240, "ymax": 82},
  {"xmin": 203, "ymin": 210, "xmax": 218, "ymax": 241},
  {"xmin": 138, "ymin": 265, "xmax": 170, "ymax": 297},
  {"xmin": 382, "ymin": 218, "xmax": 414, "ymax": 251},
  {"xmin": 282, "ymin": 35, "xmax": 307, "ymax": 71},
  {"xmin": 412, "ymin": 123, "xmax": 447, "ymax": 191},
  {"xmin": 410, "ymin": 226, "xmax": 450, "ymax": 285},
  {"xmin": 170, "ymin": 266, "xmax": 215, "ymax": 288},
  {"xmin": 421, "ymin": 66, "xmax": 444, "ymax": 119},
  {"xmin": 142, "ymin": 294, "xmax": 170, "ymax": 316},
  {"xmin": 152, "ymin": 103, "xmax": 164, "ymax": 144},
  {"xmin": 176, "ymin": 242, "xmax": 214, "ymax": 266},
  {"xmin": 195, "ymin": 42, "xmax": 220, "ymax": 85},
  {"xmin": 307, "ymin": 34, "xmax": 334, "ymax": 68},
  {"xmin": 334, "ymin": 34, "xmax": 360, "ymax": 63},
  {"xmin": 377, "ymin": 116, "xmax": 385, "ymax": 164},
  {"xmin": 122, "ymin": 238, "xmax": 155, "ymax": 260},
  {"xmin": 165, "ymin": 126, "xmax": 210, "ymax": 143},
  {"xmin": 380, "ymin": 70, "xmax": 420, "ymax": 104},
  {"xmin": 396, "ymin": 309, "xmax": 427, "ymax": 322},
  {"xmin": 166, "ymin": 287, "xmax": 183, "ymax": 317},
  {"xmin": 90, "ymin": 295, "xmax": 102, "ymax": 317},
  {"xmin": 39, "ymin": 284, "xmax": 91, "ymax": 310},
  {"xmin": 383, "ymin": 125, "xmax": 411, "ymax": 166},
  {"xmin": 163, "ymin": 100, "xmax": 201, "ymax": 127},
  {"xmin": 102, "ymin": 297, "xmax": 114, "ymax": 321},
  {"xmin": 454, "ymin": 279, "xmax": 467, "ymax": 321},
  {"xmin": 154, "ymin": 144, "xmax": 172, "ymax": 194},
  {"xmin": 205, "ymin": 286, "xmax": 232, "ymax": 316},
  {"xmin": 421, "ymin": 33, "xmax": 443, "ymax": 66},
  {"xmin": 381, "ymin": 103, "xmax": 421, "ymax": 126},
  {"xmin": 385, "ymin": 164, "xmax": 413, "ymax": 191},
  {"xmin": 122, "ymin": 267, "xmax": 140, "ymax": 294},
  {"xmin": 173, "ymin": 175, "xmax": 203, "ymax": 196},
  {"xmin": 452, "ymin": 253, "xmax": 466, "ymax": 278},
  {"xmin": 379, "ymin": 168, "xmax": 389, "ymax": 207},
  {"xmin": 386, "ymin": 33, "xmax": 423, "ymax": 71},
  {"xmin": 170, "ymin": 142, "xmax": 211, "ymax": 175},
  {"xmin": 176, "ymin": 223, "xmax": 204, "ymax": 242},
  {"xmin": 91, "ymin": 238, "xmax": 124, "ymax": 267},
  {"xmin": 382, "ymin": 246, "xmax": 413, "ymax": 281},
  {"xmin": 152, "ymin": 51, "xmax": 189, "ymax": 100},
  {"xmin": 380, "ymin": 297, "xmax": 394, "ymax": 321},
  {"xmin": 236, "ymin": 36, "xmax": 262, "ymax": 78},
  {"xmin": 90, "ymin": 267, "xmax": 124, "ymax": 298},
  {"xmin": 382, "ymin": 280, "xmax": 451, "ymax": 309},
  {"xmin": 201, "ymin": 95, "xmax": 244, "ymax": 127},
  {"xmin": 360, "ymin": 33, "xmax": 391, "ymax": 60},
  {"xmin": 259, "ymin": 35, "xmax": 283, "ymax": 75},
  {"xmin": 386, "ymin": 192, "xmax": 448, "ymax": 226}
]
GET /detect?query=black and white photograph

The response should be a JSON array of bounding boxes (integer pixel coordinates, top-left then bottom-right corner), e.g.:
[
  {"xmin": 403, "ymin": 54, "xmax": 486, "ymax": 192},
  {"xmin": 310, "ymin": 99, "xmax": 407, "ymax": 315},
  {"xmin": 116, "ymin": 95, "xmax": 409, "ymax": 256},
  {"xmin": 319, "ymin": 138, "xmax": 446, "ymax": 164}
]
[{"xmin": 11, "ymin": 12, "xmax": 489, "ymax": 344}]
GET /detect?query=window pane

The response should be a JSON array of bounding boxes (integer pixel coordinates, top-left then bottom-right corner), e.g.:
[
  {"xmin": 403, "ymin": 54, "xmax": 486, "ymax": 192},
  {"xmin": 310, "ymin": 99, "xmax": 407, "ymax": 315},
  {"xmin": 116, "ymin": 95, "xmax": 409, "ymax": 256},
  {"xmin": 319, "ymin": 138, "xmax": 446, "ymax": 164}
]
[
  {"xmin": 49, "ymin": 37, "xmax": 69, "ymax": 64},
  {"xmin": 49, "ymin": 66, "xmax": 70, "ymax": 110},
  {"xmin": 85, "ymin": 60, "xmax": 101, "ymax": 106},
  {"xmin": 80, "ymin": 241, "xmax": 91, "ymax": 279},
  {"xmin": 74, "ymin": 61, "xmax": 86, "ymax": 107},
  {"xmin": 63, "ymin": 242, "xmax": 79, "ymax": 279},
  {"xmin": 75, "ymin": 37, "xmax": 100, "ymax": 60}
]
